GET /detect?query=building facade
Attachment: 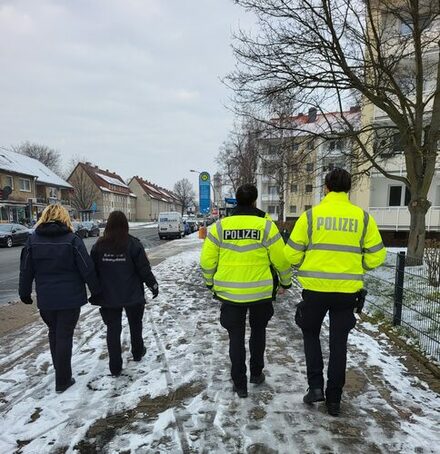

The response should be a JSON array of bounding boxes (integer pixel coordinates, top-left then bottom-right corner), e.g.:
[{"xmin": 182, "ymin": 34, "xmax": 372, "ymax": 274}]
[
  {"xmin": 0, "ymin": 149, "xmax": 72, "ymax": 223},
  {"xmin": 256, "ymin": 108, "xmax": 358, "ymax": 221},
  {"xmin": 68, "ymin": 163, "xmax": 136, "ymax": 221},
  {"xmin": 129, "ymin": 177, "xmax": 182, "ymax": 221}
]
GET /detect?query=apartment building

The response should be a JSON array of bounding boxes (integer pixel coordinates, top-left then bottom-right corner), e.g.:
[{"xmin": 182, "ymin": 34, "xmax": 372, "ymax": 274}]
[
  {"xmin": 350, "ymin": 6, "xmax": 440, "ymax": 234},
  {"xmin": 0, "ymin": 149, "xmax": 72, "ymax": 223},
  {"xmin": 129, "ymin": 176, "xmax": 182, "ymax": 221},
  {"xmin": 256, "ymin": 108, "xmax": 359, "ymax": 221},
  {"xmin": 68, "ymin": 163, "xmax": 136, "ymax": 221}
]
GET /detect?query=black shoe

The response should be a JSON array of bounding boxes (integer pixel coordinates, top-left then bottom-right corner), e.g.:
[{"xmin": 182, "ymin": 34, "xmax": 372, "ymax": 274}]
[
  {"xmin": 250, "ymin": 373, "xmax": 265, "ymax": 385},
  {"xmin": 111, "ymin": 369, "xmax": 122, "ymax": 377},
  {"xmin": 56, "ymin": 377, "xmax": 76, "ymax": 393},
  {"xmin": 326, "ymin": 401, "xmax": 340, "ymax": 416},
  {"xmin": 303, "ymin": 388, "xmax": 325, "ymax": 404},
  {"xmin": 133, "ymin": 346, "xmax": 147, "ymax": 362},
  {"xmin": 233, "ymin": 385, "xmax": 248, "ymax": 398}
]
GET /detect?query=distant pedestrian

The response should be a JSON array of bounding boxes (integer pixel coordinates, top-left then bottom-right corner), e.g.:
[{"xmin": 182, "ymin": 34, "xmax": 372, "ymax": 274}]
[
  {"xmin": 19, "ymin": 204, "xmax": 101, "ymax": 393},
  {"xmin": 284, "ymin": 168, "xmax": 386, "ymax": 416},
  {"xmin": 91, "ymin": 211, "xmax": 158, "ymax": 377},
  {"xmin": 200, "ymin": 184, "xmax": 292, "ymax": 398}
]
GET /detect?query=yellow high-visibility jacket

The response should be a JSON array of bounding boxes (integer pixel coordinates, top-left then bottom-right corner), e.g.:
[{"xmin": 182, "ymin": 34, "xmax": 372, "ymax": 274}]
[
  {"xmin": 284, "ymin": 192, "xmax": 386, "ymax": 293},
  {"xmin": 200, "ymin": 210, "xmax": 292, "ymax": 305}
]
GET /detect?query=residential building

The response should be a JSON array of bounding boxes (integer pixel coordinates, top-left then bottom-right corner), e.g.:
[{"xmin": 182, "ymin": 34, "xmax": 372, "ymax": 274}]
[
  {"xmin": 350, "ymin": 6, "xmax": 440, "ymax": 235},
  {"xmin": 68, "ymin": 162, "xmax": 136, "ymax": 221},
  {"xmin": 256, "ymin": 108, "xmax": 359, "ymax": 221},
  {"xmin": 0, "ymin": 149, "xmax": 72, "ymax": 223},
  {"xmin": 129, "ymin": 176, "xmax": 182, "ymax": 221}
]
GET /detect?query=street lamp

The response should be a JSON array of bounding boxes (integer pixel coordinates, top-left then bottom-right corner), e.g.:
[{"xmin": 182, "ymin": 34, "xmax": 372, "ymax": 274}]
[{"xmin": 190, "ymin": 169, "xmax": 217, "ymax": 209}]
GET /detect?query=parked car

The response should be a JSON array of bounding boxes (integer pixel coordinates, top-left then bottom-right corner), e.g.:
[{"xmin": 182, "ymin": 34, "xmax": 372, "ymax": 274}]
[
  {"xmin": 0, "ymin": 223, "xmax": 30, "ymax": 248},
  {"xmin": 72, "ymin": 221, "xmax": 88, "ymax": 239},
  {"xmin": 186, "ymin": 219, "xmax": 199, "ymax": 233},
  {"xmin": 158, "ymin": 211, "xmax": 184, "ymax": 239},
  {"xmin": 82, "ymin": 221, "xmax": 100, "ymax": 237}
]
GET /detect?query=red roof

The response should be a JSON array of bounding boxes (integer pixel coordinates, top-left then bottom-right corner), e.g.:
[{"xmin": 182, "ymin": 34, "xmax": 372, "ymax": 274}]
[
  {"xmin": 79, "ymin": 162, "xmax": 130, "ymax": 195},
  {"xmin": 132, "ymin": 176, "xmax": 179, "ymax": 204}
]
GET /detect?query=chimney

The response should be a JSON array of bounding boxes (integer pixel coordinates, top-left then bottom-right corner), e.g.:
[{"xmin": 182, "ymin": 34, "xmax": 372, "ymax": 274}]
[{"xmin": 307, "ymin": 107, "xmax": 317, "ymax": 123}]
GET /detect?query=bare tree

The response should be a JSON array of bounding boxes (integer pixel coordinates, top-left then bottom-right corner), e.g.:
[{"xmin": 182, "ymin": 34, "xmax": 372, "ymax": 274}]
[
  {"xmin": 229, "ymin": 0, "xmax": 440, "ymax": 261},
  {"xmin": 12, "ymin": 141, "xmax": 62, "ymax": 175},
  {"xmin": 174, "ymin": 178, "xmax": 195, "ymax": 215},
  {"xmin": 67, "ymin": 163, "xmax": 99, "ymax": 214},
  {"xmin": 216, "ymin": 118, "xmax": 261, "ymax": 193}
]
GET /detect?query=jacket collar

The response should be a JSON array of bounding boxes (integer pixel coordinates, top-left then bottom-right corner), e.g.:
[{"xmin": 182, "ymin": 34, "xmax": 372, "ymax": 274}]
[
  {"xmin": 321, "ymin": 191, "xmax": 350, "ymax": 204},
  {"xmin": 230, "ymin": 205, "xmax": 266, "ymax": 218},
  {"xmin": 36, "ymin": 221, "xmax": 72, "ymax": 236}
]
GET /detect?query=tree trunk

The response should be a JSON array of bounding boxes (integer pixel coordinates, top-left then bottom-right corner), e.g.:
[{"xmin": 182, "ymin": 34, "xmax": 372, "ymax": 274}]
[{"xmin": 407, "ymin": 197, "xmax": 431, "ymax": 265}]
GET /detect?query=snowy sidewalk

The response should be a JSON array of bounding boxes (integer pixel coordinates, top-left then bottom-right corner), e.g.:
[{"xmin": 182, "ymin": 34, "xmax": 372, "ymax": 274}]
[{"xmin": 1, "ymin": 239, "xmax": 439, "ymax": 453}]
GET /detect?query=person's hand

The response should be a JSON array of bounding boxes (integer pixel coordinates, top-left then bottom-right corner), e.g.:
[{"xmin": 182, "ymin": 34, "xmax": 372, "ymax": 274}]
[
  {"xmin": 149, "ymin": 283, "xmax": 159, "ymax": 299},
  {"xmin": 20, "ymin": 296, "xmax": 33, "ymax": 305},
  {"xmin": 277, "ymin": 287, "xmax": 286, "ymax": 295},
  {"xmin": 88, "ymin": 293, "xmax": 104, "ymax": 305}
]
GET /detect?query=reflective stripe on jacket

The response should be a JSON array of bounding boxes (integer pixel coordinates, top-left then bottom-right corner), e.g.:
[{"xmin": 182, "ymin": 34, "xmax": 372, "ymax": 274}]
[
  {"xmin": 284, "ymin": 191, "xmax": 386, "ymax": 293},
  {"xmin": 200, "ymin": 212, "xmax": 292, "ymax": 304}
]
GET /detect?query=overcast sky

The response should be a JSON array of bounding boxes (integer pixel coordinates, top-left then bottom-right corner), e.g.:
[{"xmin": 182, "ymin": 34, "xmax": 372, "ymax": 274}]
[{"xmin": 0, "ymin": 0, "xmax": 253, "ymax": 190}]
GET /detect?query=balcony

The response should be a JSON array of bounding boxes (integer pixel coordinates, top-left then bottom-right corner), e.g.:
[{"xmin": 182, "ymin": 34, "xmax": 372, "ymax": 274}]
[
  {"xmin": 369, "ymin": 206, "xmax": 440, "ymax": 231},
  {"xmin": 261, "ymin": 194, "xmax": 280, "ymax": 202}
]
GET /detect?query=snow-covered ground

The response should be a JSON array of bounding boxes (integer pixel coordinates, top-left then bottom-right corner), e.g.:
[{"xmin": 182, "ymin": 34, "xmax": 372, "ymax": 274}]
[{"xmin": 0, "ymin": 241, "xmax": 439, "ymax": 453}]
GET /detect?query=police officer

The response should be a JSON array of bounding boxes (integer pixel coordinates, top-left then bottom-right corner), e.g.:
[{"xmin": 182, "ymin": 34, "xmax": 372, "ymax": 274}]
[
  {"xmin": 284, "ymin": 168, "xmax": 386, "ymax": 416},
  {"xmin": 201, "ymin": 184, "xmax": 292, "ymax": 398}
]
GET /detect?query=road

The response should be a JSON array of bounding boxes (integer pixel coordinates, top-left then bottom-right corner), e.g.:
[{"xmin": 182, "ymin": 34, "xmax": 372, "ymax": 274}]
[{"xmin": 0, "ymin": 225, "xmax": 162, "ymax": 306}]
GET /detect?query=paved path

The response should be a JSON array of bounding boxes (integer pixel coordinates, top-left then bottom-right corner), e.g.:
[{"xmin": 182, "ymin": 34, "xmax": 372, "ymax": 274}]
[{"xmin": 0, "ymin": 237, "xmax": 439, "ymax": 453}]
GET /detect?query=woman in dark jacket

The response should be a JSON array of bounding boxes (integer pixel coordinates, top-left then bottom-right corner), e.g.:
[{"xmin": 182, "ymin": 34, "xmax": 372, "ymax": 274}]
[
  {"xmin": 90, "ymin": 211, "xmax": 158, "ymax": 376},
  {"xmin": 19, "ymin": 204, "xmax": 101, "ymax": 393}
]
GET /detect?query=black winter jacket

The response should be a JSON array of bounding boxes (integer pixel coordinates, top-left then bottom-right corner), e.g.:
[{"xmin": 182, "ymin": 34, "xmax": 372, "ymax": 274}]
[
  {"xmin": 90, "ymin": 235, "xmax": 158, "ymax": 308},
  {"xmin": 19, "ymin": 222, "xmax": 101, "ymax": 310}
]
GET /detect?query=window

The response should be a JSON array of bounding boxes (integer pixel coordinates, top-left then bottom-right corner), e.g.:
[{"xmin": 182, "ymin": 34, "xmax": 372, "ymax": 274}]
[
  {"xmin": 392, "ymin": 133, "xmax": 402, "ymax": 153},
  {"xmin": 268, "ymin": 185, "xmax": 278, "ymax": 195},
  {"xmin": 305, "ymin": 184, "xmax": 313, "ymax": 193},
  {"xmin": 388, "ymin": 186, "xmax": 410, "ymax": 206},
  {"xmin": 304, "ymin": 205, "xmax": 312, "ymax": 211},
  {"xmin": 292, "ymin": 142, "xmax": 299, "ymax": 152},
  {"xmin": 5, "ymin": 175, "xmax": 13, "ymax": 189},
  {"xmin": 389, "ymin": 186, "xmax": 401, "ymax": 206},
  {"xmin": 328, "ymin": 139, "xmax": 343, "ymax": 151},
  {"xmin": 306, "ymin": 140, "xmax": 314, "ymax": 150},
  {"xmin": 268, "ymin": 205, "xmax": 276, "ymax": 214},
  {"xmin": 400, "ymin": 16, "xmax": 431, "ymax": 36},
  {"xmin": 290, "ymin": 184, "xmax": 298, "ymax": 193},
  {"xmin": 19, "ymin": 178, "xmax": 31, "ymax": 192},
  {"xmin": 290, "ymin": 205, "xmax": 297, "ymax": 213},
  {"xmin": 49, "ymin": 187, "xmax": 57, "ymax": 198},
  {"xmin": 306, "ymin": 162, "xmax": 314, "ymax": 172}
]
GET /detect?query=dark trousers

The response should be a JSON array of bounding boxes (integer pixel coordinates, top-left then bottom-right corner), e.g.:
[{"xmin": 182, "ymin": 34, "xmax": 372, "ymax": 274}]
[
  {"xmin": 40, "ymin": 308, "xmax": 81, "ymax": 389},
  {"xmin": 220, "ymin": 302, "xmax": 274, "ymax": 389},
  {"xmin": 295, "ymin": 290, "xmax": 357, "ymax": 402},
  {"xmin": 100, "ymin": 304, "xmax": 145, "ymax": 374}
]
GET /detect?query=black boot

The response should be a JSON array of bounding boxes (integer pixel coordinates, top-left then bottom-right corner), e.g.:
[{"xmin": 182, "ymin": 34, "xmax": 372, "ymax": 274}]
[
  {"xmin": 326, "ymin": 401, "xmax": 341, "ymax": 416},
  {"xmin": 233, "ymin": 385, "xmax": 248, "ymax": 398},
  {"xmin": 303, "ymin": 388, "xmax": 325, "ymax": 404},
  {"xmin": 250, "ymin": 372, "xmax": 265, "ymax": 385},
  {"xmin": 133, "ymin": 346, "xmax": 146, "ymax": 362},
  {"xmin": 56, "ymin": 377, "xmax": 76, "ymax": 394}
]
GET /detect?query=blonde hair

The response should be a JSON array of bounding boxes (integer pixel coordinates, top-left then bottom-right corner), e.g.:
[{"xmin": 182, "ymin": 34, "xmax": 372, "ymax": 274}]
[{"xmin": 36, "ymin": 204, "xmax": 74, "ymax": 232}]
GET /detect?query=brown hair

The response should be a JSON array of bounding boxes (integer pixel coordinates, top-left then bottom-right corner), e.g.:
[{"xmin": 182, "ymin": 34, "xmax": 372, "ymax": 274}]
[
  {"xmin": 96, "ymin": 211, "xmax": 129, "ymax": 253},
  {"xmin": 35, "ymin": 204, "xmax": 74, "ymax": 231}
]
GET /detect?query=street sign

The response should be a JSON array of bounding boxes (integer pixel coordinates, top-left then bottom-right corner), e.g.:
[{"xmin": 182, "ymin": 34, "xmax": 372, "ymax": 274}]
[{"xmin": 199, "ymin": 172, "xmax": 211, "ymax": 214}]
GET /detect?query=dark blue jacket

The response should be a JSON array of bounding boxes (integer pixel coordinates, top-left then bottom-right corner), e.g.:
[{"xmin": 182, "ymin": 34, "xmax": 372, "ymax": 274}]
[
  {"xmin": 19, "ymin": 222, "xmax": 101, "ymax": 310},
  {"xmin": 90, "ymin": 235, "xmax": 158, "ymax": 308}
]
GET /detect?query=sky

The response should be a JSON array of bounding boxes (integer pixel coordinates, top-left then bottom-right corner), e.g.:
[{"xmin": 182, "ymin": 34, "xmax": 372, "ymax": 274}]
[{"xmin": 0, "ymin": 0, "xmax": 254, "ymax": 190}]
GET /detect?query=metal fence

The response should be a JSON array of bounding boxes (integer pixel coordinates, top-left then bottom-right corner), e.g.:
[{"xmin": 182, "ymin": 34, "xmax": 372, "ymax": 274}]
[{"xmin": 364, "ymin": 250, "xmax": 440, "ymax": 364}]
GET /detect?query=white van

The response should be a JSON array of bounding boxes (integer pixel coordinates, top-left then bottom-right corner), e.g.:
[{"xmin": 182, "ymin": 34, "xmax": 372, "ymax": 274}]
[{"xmin": 158, "ymin": 212, "xmax": 184, "ymax": 239}]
